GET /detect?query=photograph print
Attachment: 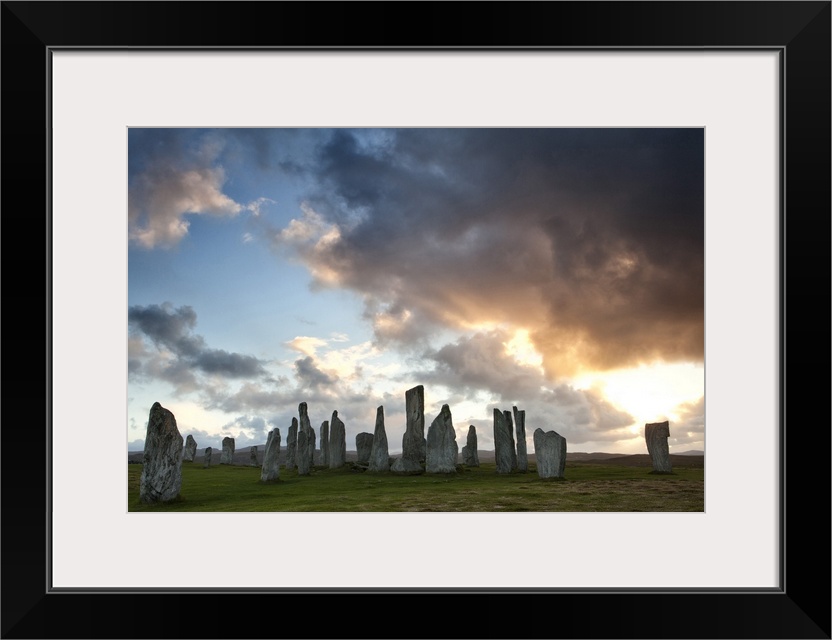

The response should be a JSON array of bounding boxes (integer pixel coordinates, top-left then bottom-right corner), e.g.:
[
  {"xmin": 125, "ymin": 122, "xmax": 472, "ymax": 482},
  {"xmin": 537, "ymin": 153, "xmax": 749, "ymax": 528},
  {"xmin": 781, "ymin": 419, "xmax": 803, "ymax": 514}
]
[{"xmin": 127, "ymin": 127, "xmax": 704, "ymax": 512}]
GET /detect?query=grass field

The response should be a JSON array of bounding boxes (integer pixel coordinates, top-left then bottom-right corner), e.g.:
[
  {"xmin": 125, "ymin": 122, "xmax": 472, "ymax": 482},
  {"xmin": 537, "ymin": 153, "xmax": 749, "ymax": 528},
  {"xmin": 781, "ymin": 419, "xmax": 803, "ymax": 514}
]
[{"xmin": 128, "ymin": 460, "xmax": 704, "ymax": 512}]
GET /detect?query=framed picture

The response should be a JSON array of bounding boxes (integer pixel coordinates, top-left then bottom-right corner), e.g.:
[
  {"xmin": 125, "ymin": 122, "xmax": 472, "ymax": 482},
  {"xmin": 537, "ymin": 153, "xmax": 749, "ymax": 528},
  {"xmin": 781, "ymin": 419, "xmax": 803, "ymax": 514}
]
[{"xmin": 3, "ymin": 2, "xmax": 829, "ymax": 638}]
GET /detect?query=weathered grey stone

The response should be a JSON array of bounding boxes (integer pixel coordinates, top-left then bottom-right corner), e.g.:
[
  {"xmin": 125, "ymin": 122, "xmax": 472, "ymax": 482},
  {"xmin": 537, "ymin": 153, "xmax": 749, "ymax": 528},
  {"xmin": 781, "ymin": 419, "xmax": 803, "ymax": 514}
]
[
  {"xmin": 329, "ymin": 411, "xmax": 346, "ymax": 469},
  {"xmin": 391, "ymin": 385, "xmax": 427, "ymax": 474},
  {"xmin": 286, "ymin": 418, "xmax": 298, "ymax": 469},
  {"xmin": 368, "ymin": 406, "xmax": 390, "ymax": 472},
  {"xmin": 249, "ymin": 446, "xmax": 259, "ymax": 467},
  {"xmin": 260, "ymin": 429, "xmax": 281, "ymax": 482},
  {"xmin": 426, "ymin": 404, "xmax": 459, "ymax": 473},
  {"xmin": 533, "ymin": 428, "xmax": 567, "ymax": 479},
  {"xmin": 139, "ymin": 402, "xmax": 183, "ymax": 503},
  {"xmin": 220, "ymin": 437, "xmax": 235, "ymax": 465},
  {"xmin": 390, "ymin": 455, "xmax": 424, "ymax": 474},
  {"xmin": 183, "ymin": 434, "xmax": 197, "ymax": 462},
  {"xmin": 493, "ymin": 409, "xmax": 517, "ymax": 474},
  {"xmin": 513, "ymin": 406, "xmax": 528, "ymax": 473},
  {"xmin": 461, "ymin": 425, "xmax": 479, "ymax": 467},
  {"xmin": 297, "ymin": 429, "xmax": 311, "ymax": 475},
  {"xmin": 308, "ymin": 426, "xmax": 316, "ymax": 466},
  {"xmin": 298, "ymin": 402, "xmax": 316, "ymax": 471},
  {"xmin": 319, "ymin": 421, "xmax": 330, "ymax": 466},
  {"xmin": 203, "ymin": 447, "xmax": 212, "ymax": 468},
  {"xmin": 645, "ymin": 421, "xmax": 673, "ymax": 473},
  {"xmin": 356, "ymin": 432, "xmax": 374, "ymax": 463}
]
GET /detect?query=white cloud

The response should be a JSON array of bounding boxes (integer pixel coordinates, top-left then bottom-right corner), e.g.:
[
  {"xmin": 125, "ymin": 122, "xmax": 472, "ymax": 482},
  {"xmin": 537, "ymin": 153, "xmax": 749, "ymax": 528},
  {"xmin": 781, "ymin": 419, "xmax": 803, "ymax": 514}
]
[
  {"xmin": 285, "ymin": 336, "xmax": 328, "ymax": 358},
  {"xmin": 129, "ymin": 165, "xmax": 243, "ymax": 249}
]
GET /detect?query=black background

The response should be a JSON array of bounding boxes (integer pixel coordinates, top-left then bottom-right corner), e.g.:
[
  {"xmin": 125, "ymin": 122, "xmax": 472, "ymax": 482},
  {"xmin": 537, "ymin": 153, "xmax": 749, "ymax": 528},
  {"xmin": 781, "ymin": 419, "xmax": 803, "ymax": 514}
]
[{"xmin": 2, "ymin": 2, "xmax": 829, "ymax": 638}]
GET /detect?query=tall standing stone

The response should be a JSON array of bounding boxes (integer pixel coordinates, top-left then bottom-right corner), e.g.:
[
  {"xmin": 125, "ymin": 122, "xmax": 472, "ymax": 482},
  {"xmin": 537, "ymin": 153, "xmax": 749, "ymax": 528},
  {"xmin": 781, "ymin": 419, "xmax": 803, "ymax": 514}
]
[
  {"xmin": 286, "ymin": 418, "xmax": 298, "ymax": 470},
  {"xmin": 203, "ymin": 447, "xmax": 213, "ymax": 468},
  {"xmin": 356, "ymin": 433, "xmax": 374, "ymax": 464},
  {"xmin": 298, "ymin": 403, "xmax": 316, "ymax": 471},
  {"xmin": 182, "ymin": 434, "xmax": 197, "ymax": 462},
  {"xmin": 533, "ymin": 428, "xmax": 567, "ymax": 479},
  {"xmin": 221, "ymin": 436, "xmax": 235, "ymax": 465},
  {"xmin": 390, "ymin": 385, "xmax": 426, "ymax": 474},
  {"xmin": 426, "ymin": 404, "xmax": 459, "ymax": 473},
  {"xmin": 319, "ymin": 421, "xmax": 330, "ymax": 466},
  {"xmin": 461, "ymin": 425, "xmax": 479, "ymax": 467},
  {"xmin": 329, "ymin": 411, "xmax": 346, "ymax": 469},
  {"xmin": 297, "ymin": 429, "xmax": 311, "ymax": 476},
  {"xmin": 493, "ymin": 409, "xmax": 517, "ymax": 474},
  {"xmin": 139, "ymin": 402, "xmax": 184, "ymax": 503},
  {"xmin": 368, "ymin": 406, "xmax": 390, "ymax": 472},
  {"xmin": 308, "ymin": 427, "xmax": 316, "ymax": 467},
  {"xmin": 260, "ymin": 428, "xmax": 281, "ymax": 482},
  {"xmin": 513, "ymin": 406, "xmax": 528, "ymax": 473},
  {"xmin": 249, "ymin": 446, "xmax": 259, "ymax": 467},
  {"xmin": 645, "ymin": 421, "xmax": 673, "ymax": 473}
]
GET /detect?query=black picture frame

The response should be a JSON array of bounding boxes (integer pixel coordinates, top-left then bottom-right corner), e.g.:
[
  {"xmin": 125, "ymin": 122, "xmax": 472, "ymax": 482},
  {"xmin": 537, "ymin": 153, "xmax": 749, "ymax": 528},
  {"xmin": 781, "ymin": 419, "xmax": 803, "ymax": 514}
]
[{"xmin": 2, "ymin": 2, "xmax": 829, "ymax": 638}]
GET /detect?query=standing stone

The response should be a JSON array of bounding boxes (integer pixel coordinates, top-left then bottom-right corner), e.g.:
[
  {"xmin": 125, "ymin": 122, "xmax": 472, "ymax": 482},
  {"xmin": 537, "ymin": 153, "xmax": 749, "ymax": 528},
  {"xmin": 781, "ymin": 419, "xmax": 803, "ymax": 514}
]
[
  {"xmin": 356, "ymin": 432, "xmax": 374, "ymax": 464},
  {"xmin": 645, "ymin": 421, "xmax": 673, "ymax": 473},
  {"xmin": 260, "ymin": 428, "xmax": 281, "ymax": 482},
  {"xmin": 461, "ymin": 425, "xmax": 479, "ymax": 467},
  {"xmin": 513, "ymin": 406, "xmax": 529, "ymax": 473},
  {"xmin": 221, "ymin": 436, "xmax": 235, "ymax": 465},
  {"xmin": 493, "ymin": 409, "xmax": 517, "ymax": 474},
  {"xmin": 533, "ymin": 428, "xmax": 567, "ymax": 479},
  {"xmin": 286, "ymin": 418, "xmax": 298, "ymax": 469},
  {"xmin": 319, "ymin": 421, "xmax": 330, "ymax": 466},
  {"xmin": 203, "ymin": 447, "xmax": 213, "ymax": 468},
  {"xmin": 390, "ymin": 385, "xmax": 426, "ymax": 474},
  {"xmin": 139, "ymin": 402, "xmax": 184, "ymax": 503},
  {"xmin": 183, "ymin": 434, "xmax": 197, "ymax": 462},
  {"xmin": 329, "ymin": 411, "xmax": 346, "ymax": 469},
  {"xmin": 426, "ymin": 404, "xmax": 459, "ymax": 473},
  {"xmin": 298, "ymin": 403, "xmax": 316, "ymax": 471},
  {"xmin": 308, "ymin": 427, "xmax": 316, "ymax": 467},
  {"xmin": 368, "ymin": 406, "xmax": 390, "ymax": 472},
  {"xmin": 249, "ymin": 446, "xmax": 259, "ymax": 467},
  {"xmin": 297, "ymin": 429, "xmax": 311, "ymax": 475}
]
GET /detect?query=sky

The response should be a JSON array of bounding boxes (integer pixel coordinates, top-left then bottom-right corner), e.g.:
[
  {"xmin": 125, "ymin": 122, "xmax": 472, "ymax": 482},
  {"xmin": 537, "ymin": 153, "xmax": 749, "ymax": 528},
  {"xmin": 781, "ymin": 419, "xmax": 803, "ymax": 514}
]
[{"xmin": 127, "ymin": 128, "xmax": 704, "ymax": 456}]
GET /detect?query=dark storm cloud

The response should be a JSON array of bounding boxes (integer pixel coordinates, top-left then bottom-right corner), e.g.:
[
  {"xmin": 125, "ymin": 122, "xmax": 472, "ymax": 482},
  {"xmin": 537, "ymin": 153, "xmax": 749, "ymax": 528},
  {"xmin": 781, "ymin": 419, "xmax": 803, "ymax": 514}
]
[
  {"xmin": 128, "ymin": 303, "xmax": 268, "ymax": 383},
  {"xmin": 284, "ymin": 128, "xmax": 704, "ymax": 377},
  {"xmin": 294, "ymin": 356, "xmax": 338, "ymax": 389},
  {"xmin": 193, "ymin": 349, "xmax": 268, "ymax": 378},
  {"xmin": 128, "ymin": 304, "xmax": 203, "ymax": 357}
]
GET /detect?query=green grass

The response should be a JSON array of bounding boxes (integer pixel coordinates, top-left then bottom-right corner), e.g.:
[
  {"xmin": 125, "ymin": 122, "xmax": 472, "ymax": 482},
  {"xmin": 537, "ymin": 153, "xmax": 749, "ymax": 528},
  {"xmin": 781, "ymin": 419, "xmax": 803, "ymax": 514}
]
[{"xmin": 129, "ymin": 461, "xmax": 704, "ymax": 512}]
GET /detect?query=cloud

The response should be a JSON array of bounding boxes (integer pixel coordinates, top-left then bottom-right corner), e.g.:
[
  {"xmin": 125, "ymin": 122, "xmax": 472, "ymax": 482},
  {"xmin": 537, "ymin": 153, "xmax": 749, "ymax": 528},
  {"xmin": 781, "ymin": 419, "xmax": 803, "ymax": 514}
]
[
  {"xmin": 216, "ymin": 415, "xmax": 272, "ymax": 448},
  {"xmin": 128, "ymin": 303, "xmax": 268, "ymax": 390},
  {"xmin": 669, "ymin": 395, "xmax": 705, "ymax": 446},
  {"xmin": 421, "ymin": 329, "xmax": 635, "ymax": 447},
  {"xmin": 128, "ymin": 130, "xmax": 244, "ymax": 249},
  {"xmin": 286, "ymin": 336, "xmax": 328, "ymax": 357},
  {"xmin": 193, "ymin": 349, "xmax": 268, "ymax": 378},
  {"xmin": 294, "ymin": 356, "xmax": 338, "ymax": 390},
  {"xmin": 424, "ymin": 329, "xmax": 546, "ymax": 400},
  {"xmin": 129, "ymin": 165, "xmax": 242, "ymax": 249},
  {"xmin": 245, "ymin": 197, "xmax": 275, "ymax": 217},
  {"xmin": 275, "ymin": 128, "xmax": 704, "ymax": 377}
]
